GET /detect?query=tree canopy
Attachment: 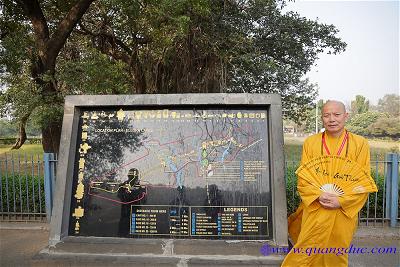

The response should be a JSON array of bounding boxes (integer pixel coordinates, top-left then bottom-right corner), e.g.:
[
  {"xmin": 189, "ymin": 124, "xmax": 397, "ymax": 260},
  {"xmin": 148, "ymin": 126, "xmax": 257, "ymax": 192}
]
[
  {"xmin": 376, "ymin": 94, "xmax": 400, "ymax": 117},
  {"xmin": 346, "ymin": 94, "xmax": 399, "ymax": 139},
  {"xmin": 1, "ymin": 0, "xmax": 347, "ymax": 152},
  {"xmin": 350, "ymin": 95, "xmax": 369, "ymax": 115}
]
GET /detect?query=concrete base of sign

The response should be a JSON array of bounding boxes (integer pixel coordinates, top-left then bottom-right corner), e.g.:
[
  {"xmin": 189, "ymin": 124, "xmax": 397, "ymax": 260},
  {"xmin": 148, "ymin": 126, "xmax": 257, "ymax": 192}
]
[{"xmin": 38, "ymin": 238, "xmax": 285, "ymax": 266}]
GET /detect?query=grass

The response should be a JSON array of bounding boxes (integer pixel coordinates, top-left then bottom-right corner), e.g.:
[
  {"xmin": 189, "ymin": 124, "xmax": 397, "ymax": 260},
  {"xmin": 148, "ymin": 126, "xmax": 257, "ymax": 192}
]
[
  {"xmin": 0, "ymin": 144, "xmax": 44, "ymax": 159},
  {"xmin": 0, "ymin": 145, "xmax": 44, "ymax": 175}
]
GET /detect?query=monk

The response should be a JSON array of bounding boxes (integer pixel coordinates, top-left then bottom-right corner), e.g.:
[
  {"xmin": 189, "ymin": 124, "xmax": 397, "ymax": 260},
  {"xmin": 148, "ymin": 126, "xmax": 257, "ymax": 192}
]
[{"xmin": 282, "ymin": 100, "xmax": 376, "ymax": 267}]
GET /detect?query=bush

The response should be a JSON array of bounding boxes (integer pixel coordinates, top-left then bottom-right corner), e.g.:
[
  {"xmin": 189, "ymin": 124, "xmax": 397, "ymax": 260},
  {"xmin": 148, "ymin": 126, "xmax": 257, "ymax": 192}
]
[
  {"xmin": 1, "ymin": 174, "xmax": 45, "ymax": 213},
  {"xmin": 286, "ymin": 163, "xmax": 301, "ymax": 215},
  {"xmin": 359, "ymin": 170, "xmax": 386, "ymax": 219}
]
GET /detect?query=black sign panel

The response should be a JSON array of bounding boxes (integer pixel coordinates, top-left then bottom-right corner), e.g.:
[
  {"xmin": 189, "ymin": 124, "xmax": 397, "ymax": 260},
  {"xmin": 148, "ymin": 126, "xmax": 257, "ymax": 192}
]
[{"xmin": 69, "ymin": 107, "xmax": 271, "ymax": 240}]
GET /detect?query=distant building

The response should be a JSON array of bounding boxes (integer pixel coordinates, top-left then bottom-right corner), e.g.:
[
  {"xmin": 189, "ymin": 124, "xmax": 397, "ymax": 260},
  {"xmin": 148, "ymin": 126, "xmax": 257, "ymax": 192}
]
[{"xmin": 283, "ymin": 126, "xmax": 295, "ymax": 135}]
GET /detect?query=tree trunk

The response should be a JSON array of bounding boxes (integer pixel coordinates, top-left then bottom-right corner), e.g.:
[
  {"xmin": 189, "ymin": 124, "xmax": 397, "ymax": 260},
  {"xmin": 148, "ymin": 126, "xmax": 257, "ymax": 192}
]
[
  {"xmin": 11, "ymin": 115, "xmax": 29, "ymax": 150},
  {"xmin": 41, "ymin": 120, "xmax": 62, "ymax": 153},
  {"xmin": 130, "ymin": 50, "xmax": 147, "ymax": 94},
  {"xmin": 15, "ymin": 0, "xmax": 95, "ymax": 153}
]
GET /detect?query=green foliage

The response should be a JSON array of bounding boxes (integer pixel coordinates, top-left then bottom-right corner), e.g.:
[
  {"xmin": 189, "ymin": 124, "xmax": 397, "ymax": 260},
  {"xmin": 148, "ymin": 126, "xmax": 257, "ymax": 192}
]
[
  {"xmin": 297, "ymin": 94, "xmax": 399, "ymax": 139},
  {"xmin": 368, "ymin": 117, "xmax": 400, "ymax": 139},
  {"xmin": 1, "ymin": 0, "xmax": 348, "ymax": 151},
  {"xmin": 1, "ymin": 174, "xmax": 45, "ymax": 214},
  {"xmin": 346, "ymin": 104, "xmax": 399, "ymax": 139},
  {"xmin": 75, "ymin": 0, "xmax": 345, "ymax": 120},
  {"xmin": 298, "ymin": 99, "xmax": 324, "ymax": 133},
  {"xmin": 359, "ymin": 169, "xmax": 386, "ymax": 219},
  {"xmin": 285, "ymin": 163, "xmax": 300, "ymax": 215},
  {"xmin": 56, "ymin": 44, "xmax": 132, "ymax": 94},
  {"xmin": 346, "ymin": 111, "xmax": 381, "ymax": 136},
  {"xmin": 0, "ymin": 120, "xmax": 17, "ymax": 137},
  {"xmin": 0, "ymin": 118, "xmax": 41, "ymax": 138},
  {"xmin": 0, "ymin": 4, "xmax": 33, "ymax": 76},
  {"xmin": 377, "ymin": 94, "xmax": 400, "ymax": 117},
  {"xmin": 0, "ymin": 67, "xmax": 42, "ymax": 121},
  {"xmin": 350, "ymin": 95, "xmax": 369, "ymax": 115}
]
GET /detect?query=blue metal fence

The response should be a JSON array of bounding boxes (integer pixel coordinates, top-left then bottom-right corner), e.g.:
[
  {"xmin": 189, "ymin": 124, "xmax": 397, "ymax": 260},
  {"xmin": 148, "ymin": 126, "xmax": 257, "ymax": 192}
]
[{"xmin": 0, "ymin": 152, "xmax": 399, "ymax": 227}]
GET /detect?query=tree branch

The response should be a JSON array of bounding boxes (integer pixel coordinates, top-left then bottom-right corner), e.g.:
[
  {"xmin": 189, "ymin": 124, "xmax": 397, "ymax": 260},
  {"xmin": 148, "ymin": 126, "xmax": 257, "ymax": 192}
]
[
  {"xmin": 47, "ymin": 0, "xmax": 96, "ymax": 66},
  {"xmin": 16, "ymin": 0, "xmax": 49, "ymax": 49},
  {"xmin": 78, "ymin": 22, "xmax": 134, "ymax": 55}
]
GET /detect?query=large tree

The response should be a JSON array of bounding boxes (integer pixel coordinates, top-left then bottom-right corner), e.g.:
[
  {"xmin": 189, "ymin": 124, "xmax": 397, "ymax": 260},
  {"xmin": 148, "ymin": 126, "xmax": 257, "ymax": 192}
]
[
  {"xmin": 350, "ymin": 95, "xmax": 369, "ymax": 116},
  {"xmin": 1, "ymin": 0, "xmax": 95, "ymax": 152},
  {"xmin": 376, "ymin": 94, "xmax": 400, "ymax": 117},
  {"xmin": 1, "ymin": 0, "xmax": 347, "ymax": 153},
  {"xmin": 76, "ymin": 0, "xmax": 345, "ymax": 119}
]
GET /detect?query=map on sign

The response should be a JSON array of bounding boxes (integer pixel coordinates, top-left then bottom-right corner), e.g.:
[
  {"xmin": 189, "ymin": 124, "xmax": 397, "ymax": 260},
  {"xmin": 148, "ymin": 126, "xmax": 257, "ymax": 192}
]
[{"xmin": 69, "ymin": 108, "xmax": 271, "ymax": 239}]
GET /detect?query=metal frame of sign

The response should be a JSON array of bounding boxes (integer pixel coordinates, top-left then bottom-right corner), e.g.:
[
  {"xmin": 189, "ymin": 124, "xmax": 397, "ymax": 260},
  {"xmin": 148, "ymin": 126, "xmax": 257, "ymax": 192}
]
[{"xmin": 49, "ymin": 93, "xmax": 287, "ymax": 247}]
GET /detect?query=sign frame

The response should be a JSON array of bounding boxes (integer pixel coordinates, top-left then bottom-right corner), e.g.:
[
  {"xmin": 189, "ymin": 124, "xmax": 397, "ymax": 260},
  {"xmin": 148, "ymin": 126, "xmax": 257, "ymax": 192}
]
[{"xmin": 49, "ymin": 93, "xmax": 287, "ymax": 247}]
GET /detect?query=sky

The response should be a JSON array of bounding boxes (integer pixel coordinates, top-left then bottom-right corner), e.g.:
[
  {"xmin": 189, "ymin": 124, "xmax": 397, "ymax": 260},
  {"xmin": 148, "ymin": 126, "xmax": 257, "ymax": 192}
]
[{"xmin": 283, "ymin": 0, "xmax": 399, "ymax": 106}]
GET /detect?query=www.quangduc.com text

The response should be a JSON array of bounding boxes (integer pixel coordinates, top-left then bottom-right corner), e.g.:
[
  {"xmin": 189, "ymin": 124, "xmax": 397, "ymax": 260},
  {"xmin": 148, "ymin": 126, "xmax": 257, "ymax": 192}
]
[{"xmin": 260, "ymin": 244, "xmax": 398, "ymax": 256}]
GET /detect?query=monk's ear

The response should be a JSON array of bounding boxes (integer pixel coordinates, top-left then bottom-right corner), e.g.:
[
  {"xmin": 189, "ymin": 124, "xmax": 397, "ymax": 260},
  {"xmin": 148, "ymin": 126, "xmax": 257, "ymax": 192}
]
[{"xmin": 344, "ymin": 112, "xmax": 349, "ymax": 121}]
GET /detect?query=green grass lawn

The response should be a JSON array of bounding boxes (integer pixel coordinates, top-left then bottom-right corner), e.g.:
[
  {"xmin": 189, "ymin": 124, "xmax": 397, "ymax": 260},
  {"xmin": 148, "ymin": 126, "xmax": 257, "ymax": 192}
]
[{"xmin": 0, "ymin": 144, "xmax": 44, "ymax": 159}]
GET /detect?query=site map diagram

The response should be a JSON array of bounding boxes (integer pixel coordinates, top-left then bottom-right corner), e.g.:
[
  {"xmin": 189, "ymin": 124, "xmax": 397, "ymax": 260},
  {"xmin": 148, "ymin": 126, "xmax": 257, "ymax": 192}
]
[{"xmin": 70, "ymin": 108, "xmax": 271, "ymax": 239}]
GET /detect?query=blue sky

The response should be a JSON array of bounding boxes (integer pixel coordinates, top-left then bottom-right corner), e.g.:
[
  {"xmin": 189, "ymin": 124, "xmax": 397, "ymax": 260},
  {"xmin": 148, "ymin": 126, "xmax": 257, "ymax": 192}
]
[{"xmin": 284, "ymin": 0, "xmax": 399, "ymax": 105}]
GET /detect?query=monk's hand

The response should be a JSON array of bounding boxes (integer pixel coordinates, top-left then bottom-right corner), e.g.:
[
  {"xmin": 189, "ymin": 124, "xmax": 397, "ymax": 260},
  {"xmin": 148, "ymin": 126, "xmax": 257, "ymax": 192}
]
[{"xmin": 319, "ymin": 192, "xmax": 341, "ymax": 209}]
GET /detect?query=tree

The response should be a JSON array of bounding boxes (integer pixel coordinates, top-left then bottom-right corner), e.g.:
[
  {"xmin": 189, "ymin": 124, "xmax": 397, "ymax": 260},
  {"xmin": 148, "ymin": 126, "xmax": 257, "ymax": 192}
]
[
  {"xmin": 0, "ymin": 119, "xmax": 17, "ymax": 137},
  {"xmin": 376, "ymin": 94, "xmax": 400, "ymax": 117},
  {"xmin": 346, "ymin": 111, "xmax": 380, "ymax": 136},
  {"xmin": 75, "ymin": 0, "xmax": 344, "ymax": 121},
  {"xmin": 1, "ymin": 0, "xmax": 95, "ymax": 153},
  {"xmin": 368, "ymin": 117, "xmax": 400, "ymax": 139},
  {"xmin": 1, "ymin": 0, "xmax": 347, "ymax": 152},
  {"xmin": 350, "ymin": 95, "xmax": 369, "ymax": 116},
  {"xmin": 300, "ymin": 99, "xmax": 324, "ymax": 133}
]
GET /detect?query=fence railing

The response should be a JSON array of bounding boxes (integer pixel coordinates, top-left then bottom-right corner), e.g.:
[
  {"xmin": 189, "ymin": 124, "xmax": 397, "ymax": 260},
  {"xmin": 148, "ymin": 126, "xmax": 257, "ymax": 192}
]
[
  {"xmin": 0, "ymin": 154, "xmax": 46, "ymax": 221},
  {"xmin": 0, "ymin": 152, "xmax": 399, "ymax": 227}
]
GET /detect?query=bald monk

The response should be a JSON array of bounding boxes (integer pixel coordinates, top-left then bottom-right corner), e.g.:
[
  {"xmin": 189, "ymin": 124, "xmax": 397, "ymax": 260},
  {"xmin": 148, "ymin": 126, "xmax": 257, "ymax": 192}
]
[{"xmin": 282, "ymin": 100, "xmax": 376, "ymax": 267}]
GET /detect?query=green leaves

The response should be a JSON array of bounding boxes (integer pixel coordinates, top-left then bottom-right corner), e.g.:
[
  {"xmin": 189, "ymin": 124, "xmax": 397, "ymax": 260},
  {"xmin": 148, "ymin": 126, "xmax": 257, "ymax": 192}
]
[
  {"xmin": 2, "ymin": 0, "xmax": 349, "ymax": 148},
  {"xmin": 368, "ymin": 117, "xmax": 400, "ymax": 139},
  {"xmin": 346, "ymin": 94, "xmax": 399, "ymax": 139},
  {"xmin": 351, "ymin": 95, "xmax": 370, "ymax": 115}
]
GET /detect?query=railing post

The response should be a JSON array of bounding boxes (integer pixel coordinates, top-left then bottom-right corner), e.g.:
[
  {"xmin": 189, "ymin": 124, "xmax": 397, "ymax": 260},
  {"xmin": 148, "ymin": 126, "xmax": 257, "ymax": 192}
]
[
  {"xmin": 44, "ymin": 153, "xmax": 55, "ymax": 222},
  {"xmin": 385, "ymin": 153, "xmax": 399, "ymax": 227}
]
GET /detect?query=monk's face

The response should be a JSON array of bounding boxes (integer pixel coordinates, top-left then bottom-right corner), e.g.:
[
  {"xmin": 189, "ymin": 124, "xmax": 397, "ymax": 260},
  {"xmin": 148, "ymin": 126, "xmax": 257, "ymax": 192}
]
[{"xmin": 321, "ymin": 101, "xmax": 348, "ymax": 136}]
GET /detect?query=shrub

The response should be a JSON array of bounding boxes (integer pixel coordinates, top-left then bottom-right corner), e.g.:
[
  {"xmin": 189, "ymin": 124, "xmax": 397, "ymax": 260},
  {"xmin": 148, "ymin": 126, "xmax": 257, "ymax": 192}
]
[
  {"xmin": 1, "ymin": 174, "xmax": 45, "ymax": 213},
  {"xmin": 286, "ymin": 163, "xmax": 301, "ymax": 215}
]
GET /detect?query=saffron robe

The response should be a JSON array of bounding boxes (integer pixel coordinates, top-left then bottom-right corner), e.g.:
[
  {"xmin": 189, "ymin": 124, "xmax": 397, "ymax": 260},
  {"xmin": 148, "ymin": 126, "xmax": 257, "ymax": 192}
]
[{"xmin": 282, "ymin": 130, "xmax": 374, "ymax": 267}]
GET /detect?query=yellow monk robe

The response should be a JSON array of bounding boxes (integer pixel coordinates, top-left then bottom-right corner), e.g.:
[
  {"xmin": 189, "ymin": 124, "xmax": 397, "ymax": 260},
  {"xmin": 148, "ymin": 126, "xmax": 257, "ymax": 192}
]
[{"xmin": 282, "ymin": 129, "xmax": 375, "ymax": 267}]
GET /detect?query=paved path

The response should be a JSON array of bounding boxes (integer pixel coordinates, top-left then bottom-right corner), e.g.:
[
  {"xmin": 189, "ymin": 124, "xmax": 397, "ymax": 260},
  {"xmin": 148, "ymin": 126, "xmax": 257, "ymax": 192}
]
[{"xmin": 0, "ymin": 223, "xmax": 399, "ymax": 267}]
